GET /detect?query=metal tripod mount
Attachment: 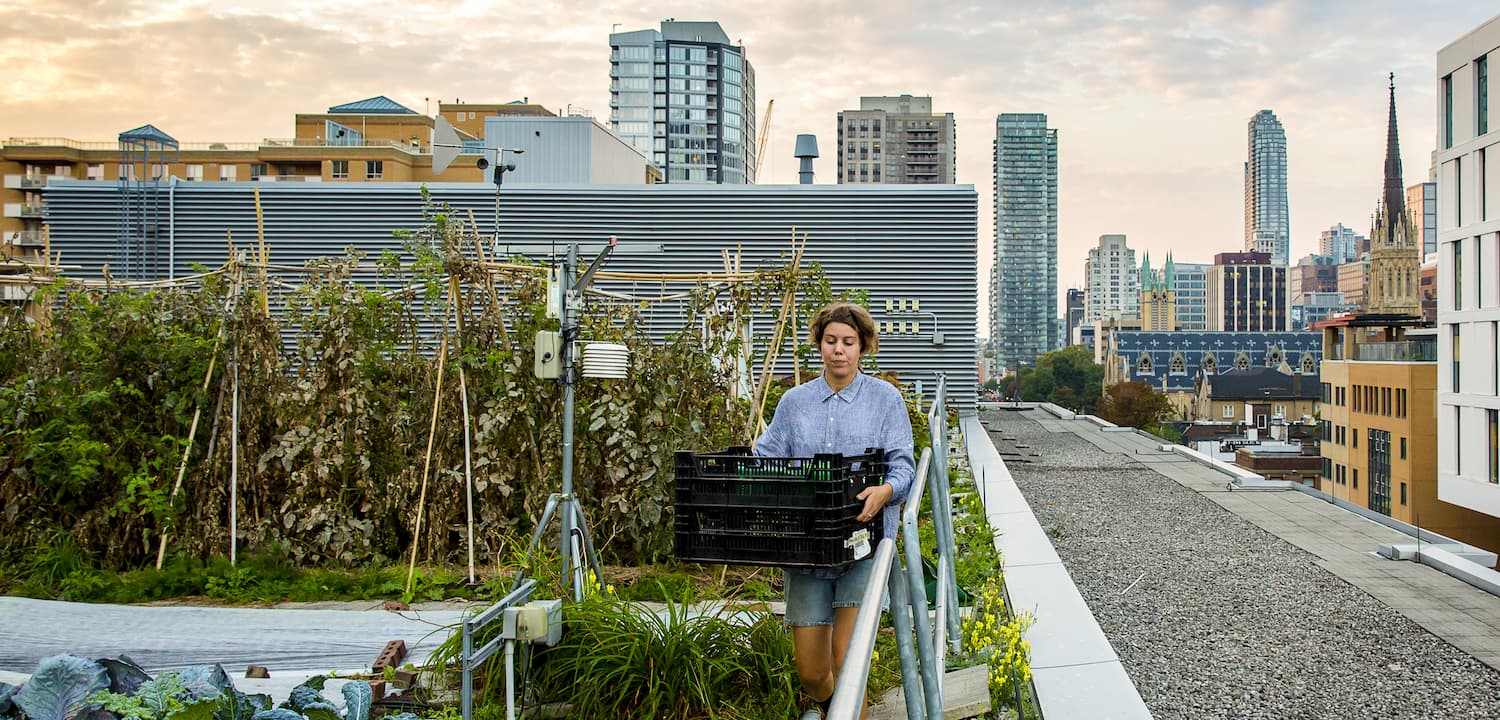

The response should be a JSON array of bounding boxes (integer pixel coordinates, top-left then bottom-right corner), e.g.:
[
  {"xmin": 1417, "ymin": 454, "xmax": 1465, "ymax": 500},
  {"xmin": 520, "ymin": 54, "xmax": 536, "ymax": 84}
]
[{"xmin": 517, "ymin": 241, "xmax": 614, "ymax": 602}]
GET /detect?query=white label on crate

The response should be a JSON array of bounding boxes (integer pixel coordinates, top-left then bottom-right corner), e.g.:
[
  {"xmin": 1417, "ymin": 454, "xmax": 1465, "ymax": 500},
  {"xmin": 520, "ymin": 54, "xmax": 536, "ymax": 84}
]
[{"xmin": 845, "ymin": 529, "xmax": 872, "ymax": 560}]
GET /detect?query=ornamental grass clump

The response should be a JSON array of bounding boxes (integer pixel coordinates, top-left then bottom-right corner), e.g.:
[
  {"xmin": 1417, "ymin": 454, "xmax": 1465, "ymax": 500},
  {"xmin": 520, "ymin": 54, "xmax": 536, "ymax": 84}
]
[{"xmin": 524, "ymin": 588, "xmax": 799, "ymax": 720}]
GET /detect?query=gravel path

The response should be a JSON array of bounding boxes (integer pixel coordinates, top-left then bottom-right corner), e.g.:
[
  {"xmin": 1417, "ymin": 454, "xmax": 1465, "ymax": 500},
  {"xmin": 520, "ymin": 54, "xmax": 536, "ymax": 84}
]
[{"xmin": 984, "ymin": 410, "xmax": 1500, "ymax": 720}]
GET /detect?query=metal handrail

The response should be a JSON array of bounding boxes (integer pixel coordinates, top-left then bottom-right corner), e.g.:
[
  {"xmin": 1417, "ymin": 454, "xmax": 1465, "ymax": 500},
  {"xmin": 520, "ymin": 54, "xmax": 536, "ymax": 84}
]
[
  {"xmin": 830, "ymin": 372, "xmax": 960, "ymax": 720},
  {"xmin": 461, "ymin": 578, "xmax": 537, "ymax": 720},
  {"xmin": 827, "ymin": 537, "xmax": 898, "ymax": 719}
]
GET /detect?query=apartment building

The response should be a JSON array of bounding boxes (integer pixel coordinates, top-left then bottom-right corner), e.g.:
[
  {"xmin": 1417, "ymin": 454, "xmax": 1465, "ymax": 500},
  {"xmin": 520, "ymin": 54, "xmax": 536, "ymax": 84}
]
[
  {"xmin": 837, "ymin": 95, "xmax": 956, "ymax": 184},
  {"xmin": 1437, "ymin": 14, "xmax": 1500, "ymax": 519}
]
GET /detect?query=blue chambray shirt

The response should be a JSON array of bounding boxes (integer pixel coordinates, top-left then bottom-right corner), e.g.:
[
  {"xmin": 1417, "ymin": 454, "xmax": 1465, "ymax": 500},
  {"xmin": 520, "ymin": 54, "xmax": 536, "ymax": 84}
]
[{"xmin": 754, "ymin": 372, "xmax": 916, "ymax": 540}]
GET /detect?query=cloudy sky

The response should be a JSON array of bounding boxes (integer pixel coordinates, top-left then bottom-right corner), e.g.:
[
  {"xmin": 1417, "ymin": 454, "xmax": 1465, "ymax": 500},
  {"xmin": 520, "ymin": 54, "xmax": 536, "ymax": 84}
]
[{"xmin": 3, "ymin": 0, "xmax": 1496, "ymax": 320}]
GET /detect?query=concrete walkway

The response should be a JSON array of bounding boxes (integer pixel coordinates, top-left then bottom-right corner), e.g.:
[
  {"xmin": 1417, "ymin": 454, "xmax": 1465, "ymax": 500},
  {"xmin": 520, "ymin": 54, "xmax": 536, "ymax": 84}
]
[{"xmin": 1028, "ymin": 410, "xmax": 1500, "ymax": 671}]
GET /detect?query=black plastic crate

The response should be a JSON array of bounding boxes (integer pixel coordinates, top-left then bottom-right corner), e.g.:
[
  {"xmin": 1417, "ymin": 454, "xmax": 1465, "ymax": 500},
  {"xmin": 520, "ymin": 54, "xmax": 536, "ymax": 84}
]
[
  {"xmin": 673, "ymin": 515, "xmax": 884, "ymax": 569},
  {"xmin": 672, "ymin": 447, "xmax": 888, "ymax": 568},
  {"xmin": 673, "ymin": 447, "xmax": 886, "ymax": 509}
]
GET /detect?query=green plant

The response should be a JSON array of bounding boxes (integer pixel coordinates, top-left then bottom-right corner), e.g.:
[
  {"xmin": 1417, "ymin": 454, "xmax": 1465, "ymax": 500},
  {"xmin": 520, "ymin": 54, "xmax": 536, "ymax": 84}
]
[
  {"xmin": 960, "ymin": 575, "xmax": 1034, "ymax": 716},
  {"xmin": 528, "ymin": 593, "xmax": 800, "ymax": 719},
  {"xmin": 0, "ymin": 199, "xmax": 837, "ymax": 573}
]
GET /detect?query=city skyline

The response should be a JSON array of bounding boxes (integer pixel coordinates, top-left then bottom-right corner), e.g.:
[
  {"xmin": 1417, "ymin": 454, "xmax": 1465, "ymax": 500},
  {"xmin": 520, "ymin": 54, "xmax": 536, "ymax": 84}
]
[{"xmin": 2, "ymin": 1, "xmax": 1495, "ymax": 325}]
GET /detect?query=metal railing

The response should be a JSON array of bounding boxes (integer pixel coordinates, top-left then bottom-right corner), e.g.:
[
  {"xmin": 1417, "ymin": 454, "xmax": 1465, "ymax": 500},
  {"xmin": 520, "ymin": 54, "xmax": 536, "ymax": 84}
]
[
  {"xmin": 460, "ymin": 578, "xmax": 537, "ymax": 720},
  {"xmin": 1352, "ymin": 340, "xmax": 1436, "ymax": 362},
  {"xmin": 4, "ymin": 230, "xmax": 45, "ymax": 247},
  {"xmin": 830, "ymin": 373, "xmax": 960, "ymax": 720}
]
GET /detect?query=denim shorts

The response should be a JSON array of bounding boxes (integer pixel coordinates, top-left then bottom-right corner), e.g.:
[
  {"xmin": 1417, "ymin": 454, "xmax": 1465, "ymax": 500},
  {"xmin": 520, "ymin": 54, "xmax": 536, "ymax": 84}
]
[{"xmin": 783, "ymin": 557, "xmax": 887, "ymax": 627}]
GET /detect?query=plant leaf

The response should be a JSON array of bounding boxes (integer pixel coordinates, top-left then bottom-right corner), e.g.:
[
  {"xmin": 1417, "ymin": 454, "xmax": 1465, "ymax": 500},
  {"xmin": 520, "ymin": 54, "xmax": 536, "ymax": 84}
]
[
  {"xmin": 250, "ymin": 710, "xmax": 305, "ymax": 720},
  {"xmin": 14, "ymin": 654, "xmax": 109, "ymax": 720},
  {"xmin": 338, "ymin": 682, "xmax": 371, "ymax": 720},
  {"xmin": 176, "ymin": 666, "xmax": 230, "ymax": 702},
  {"xmin": 281, "ymin": 687, "xmax": 323, "ymax": 713},
  {"xmin": 132, "ymin": 673, "xmax": 186, "ymax": 719},
  {"xmin": 167, "ymin": 698, "xmax": 219, "ymax": 720},
  {"xmin": 96, "ymin": 657, "xmax": 150, "ymax": 697},
  {"xmin": 296, "ymin": 702, "xmax": 338, "ymax": 720}
]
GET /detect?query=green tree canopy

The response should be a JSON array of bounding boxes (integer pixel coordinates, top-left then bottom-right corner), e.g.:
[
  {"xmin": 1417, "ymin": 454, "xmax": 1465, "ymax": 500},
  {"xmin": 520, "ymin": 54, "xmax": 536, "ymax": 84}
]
[
  {"xmin": 1003, "ymin": 345, "xmax": 1104, "ymax": 413},
  {"xmin": 1098, "ymin": 380, "xmax": 1175, "ymax": 429}
]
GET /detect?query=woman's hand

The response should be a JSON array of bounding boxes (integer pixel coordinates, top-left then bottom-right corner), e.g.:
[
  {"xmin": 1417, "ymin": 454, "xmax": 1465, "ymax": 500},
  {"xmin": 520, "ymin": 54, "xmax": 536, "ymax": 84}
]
[{"xmin": 855, "ymin": 482, "xmax": 895, "ymax": 523}]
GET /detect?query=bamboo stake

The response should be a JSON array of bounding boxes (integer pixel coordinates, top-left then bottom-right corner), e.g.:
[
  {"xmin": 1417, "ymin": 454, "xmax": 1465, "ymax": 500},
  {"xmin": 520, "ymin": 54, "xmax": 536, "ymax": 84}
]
[
  {"xmin": 467, "ymin": 208, "xmax": 502, "ymax": 315},
  {"xmin": 407, "ymin": 334, "xmax": 449, "ymax": 594},
  {"xmin": 155, "ymin": 260, "xmax": 240, "ymax": 568},
  {"xmin": 791, "ymin": 233, "xmax": 801, "ymax": 387},
  {"xmin": 746, "ymin": 233, "xmax": 806, "ymax": 442},
  {"xmin": 446, "ymin": 269, "xmax": 479, "ymax": 585}
]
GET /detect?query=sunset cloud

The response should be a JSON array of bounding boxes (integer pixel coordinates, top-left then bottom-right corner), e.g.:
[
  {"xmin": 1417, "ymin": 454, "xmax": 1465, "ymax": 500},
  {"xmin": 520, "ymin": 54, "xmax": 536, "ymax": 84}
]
[{"xmin": 2, "ymin": 0, "xmax": 1494, "ymax": 319}]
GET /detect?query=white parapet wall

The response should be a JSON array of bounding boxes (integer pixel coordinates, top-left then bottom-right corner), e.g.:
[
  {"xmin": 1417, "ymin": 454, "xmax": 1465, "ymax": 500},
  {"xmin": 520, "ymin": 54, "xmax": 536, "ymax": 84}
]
[{"xmin": 963, "ymin": 414, "xmax": 1153, "ymax": 719}]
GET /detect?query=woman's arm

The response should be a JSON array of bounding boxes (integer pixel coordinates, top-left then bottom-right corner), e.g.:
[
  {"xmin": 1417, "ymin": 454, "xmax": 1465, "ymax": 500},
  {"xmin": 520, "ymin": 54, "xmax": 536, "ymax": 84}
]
[
  {"xmin": 880, "ymin": 391, "xmax": 917, "ymax": 506},
  {"xmin": 753, "ymin": 391, "xmax": 793, "ymax": 457}
]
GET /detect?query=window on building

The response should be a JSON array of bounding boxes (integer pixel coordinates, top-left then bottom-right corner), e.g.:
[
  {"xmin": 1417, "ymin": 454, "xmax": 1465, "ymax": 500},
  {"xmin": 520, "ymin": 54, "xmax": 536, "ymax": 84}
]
[
  {"xmin": 1369, "ymin": 429, "xmax": 1391, "ymax": 515},
  {"xmin": 1491, "ymin": 409, "xmax": 1499, "ymax": 484},
  {"xmin": 1222, "ymin": 405, "xmax": 1234, "ymax": 419},
  {"xmin": 1400, "ymin": 436, "xmax": 1407, "ymax": 460},
  {"xmin": 1137, "ymin": 354, "xmax": 1153, "ymax": 375},
  {"xmin": 185, "ymin": 164, "xmax": 203, "ymax": 181},
  {"xmin": 1482, "ymin": 150, "xmax": 1489, "ymax": 223},
  {"xmin": 1443, "ymin": 74, "xmax": 1454, "ymax": 149},
  {"xmin": 1266, "ymin": 346, "xmax": 1283, "ymax": 367},
  {"xmin": 219, "ymin": 165, "xmax": 237, "ymax": 181},
  {"xmin": 1170, "ymin": 353, "xmax": 1186, "ymax": 375},
  {"xmin": 1480, "ymin": 55, "xmax": 1490, "ymax": 136},
  {"xmin": 86, "ymin": 163, "xmax": 103, "ymax": 181},
  {"xmin": 1453, "ymin": 324, "xmax": 1462, "ymax": 392},
  {"xmin": 1301, "ymin": 355, "xmax": 1317, "ymax": 375},
  {"xmin": 1457, "ymin": 408, "xmax": 1464, "ymax": 477},
  {"xmin": 366, "ymin": 161, "xmax": 383, "ymax": 180},
  {"xmin": 331, "ymin": 161, "xmax": 349, "ymax": 180},
  {"xmin": 250, "ymin": 163, "xmax": 267, "ymax": 180},
  {"xmin": 1352, "ymin": 468, "xmax": 1358, "ymax": 490},
  {"xmin": 1234, "ymin": 352, "xmax": 1251, "ymax": 371},
  {"xmin": 1400, "ymin": 482, "xmax": 1407, "ymax": 505}
]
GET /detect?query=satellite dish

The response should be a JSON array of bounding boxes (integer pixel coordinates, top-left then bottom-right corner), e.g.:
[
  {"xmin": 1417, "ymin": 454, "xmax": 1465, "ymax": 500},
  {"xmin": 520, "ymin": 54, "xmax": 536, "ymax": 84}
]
[{"xmin": 432, "ymin": 115, "xmax": 462, "ymax": 175}]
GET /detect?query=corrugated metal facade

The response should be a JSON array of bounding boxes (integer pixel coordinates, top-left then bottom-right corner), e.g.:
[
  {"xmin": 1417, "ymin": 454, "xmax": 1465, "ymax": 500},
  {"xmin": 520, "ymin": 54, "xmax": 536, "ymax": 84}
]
[{"xmin": 42, "ymin": 181, "xmax": 979, "ymax": 408}]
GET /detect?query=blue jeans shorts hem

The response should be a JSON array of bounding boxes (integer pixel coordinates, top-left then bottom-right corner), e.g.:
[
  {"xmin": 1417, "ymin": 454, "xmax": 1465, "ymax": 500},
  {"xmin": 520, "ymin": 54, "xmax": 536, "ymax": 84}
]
[{"xmin": 783, "ymin": 557, "xmax": 888, "ymax": 627}]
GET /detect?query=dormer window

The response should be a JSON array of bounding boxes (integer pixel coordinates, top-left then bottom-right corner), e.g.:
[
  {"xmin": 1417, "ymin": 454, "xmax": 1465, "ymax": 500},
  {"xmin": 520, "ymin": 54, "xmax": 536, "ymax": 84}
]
[
  {"xmin": 1137, "ymin": 353, "xmax": 1154, "ymax": 375},
  {"xmin": 1234, "ymin": 352, "xmax": 1252, "ymax": 371},
  {"xmin": 1170, "ymin": 352, "xmax": 1187, "ymax": 375}
]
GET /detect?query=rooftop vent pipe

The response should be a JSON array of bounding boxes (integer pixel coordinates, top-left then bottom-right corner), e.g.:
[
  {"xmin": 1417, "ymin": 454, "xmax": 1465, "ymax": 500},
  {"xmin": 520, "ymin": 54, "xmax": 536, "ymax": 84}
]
[{"xmin": 794, "ymin": 134, "xmax": 819, "ymax": 184}]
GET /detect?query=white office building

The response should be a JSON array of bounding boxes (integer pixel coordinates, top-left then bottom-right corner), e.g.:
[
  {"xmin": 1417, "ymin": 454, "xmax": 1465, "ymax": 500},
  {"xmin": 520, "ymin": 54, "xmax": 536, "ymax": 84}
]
[
  {"xmin": 1437, "ymin": 13, "xmax": 1500, "ymax": 516},
  {"xmin": 1084, "ymin": 234, "xmax": 1138, "ymax": 322}
]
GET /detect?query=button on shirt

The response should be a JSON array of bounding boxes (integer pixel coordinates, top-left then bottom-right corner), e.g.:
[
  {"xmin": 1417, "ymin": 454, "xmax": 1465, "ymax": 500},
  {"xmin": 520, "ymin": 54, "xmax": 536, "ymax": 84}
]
[{"xmin": 755, "ymin": 372, "xmax": 917, "ymax": 540}]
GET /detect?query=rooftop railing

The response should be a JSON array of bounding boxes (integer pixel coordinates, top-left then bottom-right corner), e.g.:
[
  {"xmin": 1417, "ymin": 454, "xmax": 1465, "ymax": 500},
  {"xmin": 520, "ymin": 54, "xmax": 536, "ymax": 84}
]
[
  {"xmin": 3, "ymin": 137, "xmax": 428, "ymax": 154},
  {"xmin": 832, "ymin": 373, "xmax": 959, "ymax": 719},
  {"xmin": 1353, "ymin": 340, "xmax": 1437, "ymax": 362}
]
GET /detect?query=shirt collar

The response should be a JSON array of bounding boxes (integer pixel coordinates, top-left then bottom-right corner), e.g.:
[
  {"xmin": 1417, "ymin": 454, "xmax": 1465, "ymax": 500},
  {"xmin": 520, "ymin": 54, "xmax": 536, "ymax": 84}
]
[{"xmin": 817, "ymin": 372, "xmax": 867, "ymax": 404}]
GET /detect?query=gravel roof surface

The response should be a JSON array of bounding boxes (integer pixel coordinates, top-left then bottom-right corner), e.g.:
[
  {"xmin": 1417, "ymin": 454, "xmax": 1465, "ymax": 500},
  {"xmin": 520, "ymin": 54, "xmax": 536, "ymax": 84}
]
[{"xmin": 983, "ymin": 410, "xmax": 1500, "ymax": 720}]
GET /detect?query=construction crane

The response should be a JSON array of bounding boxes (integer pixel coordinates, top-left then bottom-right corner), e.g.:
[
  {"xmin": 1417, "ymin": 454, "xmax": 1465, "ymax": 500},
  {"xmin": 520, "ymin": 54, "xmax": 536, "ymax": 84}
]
[{"xmin": 752, "ymin": 98, "xmax": 774, "ymax": 179}]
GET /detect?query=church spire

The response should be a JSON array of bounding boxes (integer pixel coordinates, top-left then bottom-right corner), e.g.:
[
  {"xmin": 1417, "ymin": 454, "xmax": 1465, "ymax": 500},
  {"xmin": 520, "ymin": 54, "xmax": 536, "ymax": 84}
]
[{"xmin": 1383, "ymin": 72, "xmax": 1405, "ymax": 220}]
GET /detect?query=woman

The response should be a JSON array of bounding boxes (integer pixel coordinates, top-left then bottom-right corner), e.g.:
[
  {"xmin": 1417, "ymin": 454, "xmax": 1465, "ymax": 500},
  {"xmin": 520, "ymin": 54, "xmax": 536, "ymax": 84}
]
[{"xmin": 754, "ymin": 302, "xmax": 916, "ymax": 719}]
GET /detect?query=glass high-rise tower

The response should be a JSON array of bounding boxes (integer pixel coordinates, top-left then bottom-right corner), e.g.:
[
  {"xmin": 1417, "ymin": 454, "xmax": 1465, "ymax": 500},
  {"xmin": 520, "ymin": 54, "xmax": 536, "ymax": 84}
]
[
  {"xmin": 1245, "ymin": 109, "xmax": 1290, "ymax": 265},
  {"xmin": 991, "ymin": 113, "xmax": 1058, "ymax": 374},
  {"xmin": 608, "ymin": 21, "xmax": 756, "ymax": 184}
]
